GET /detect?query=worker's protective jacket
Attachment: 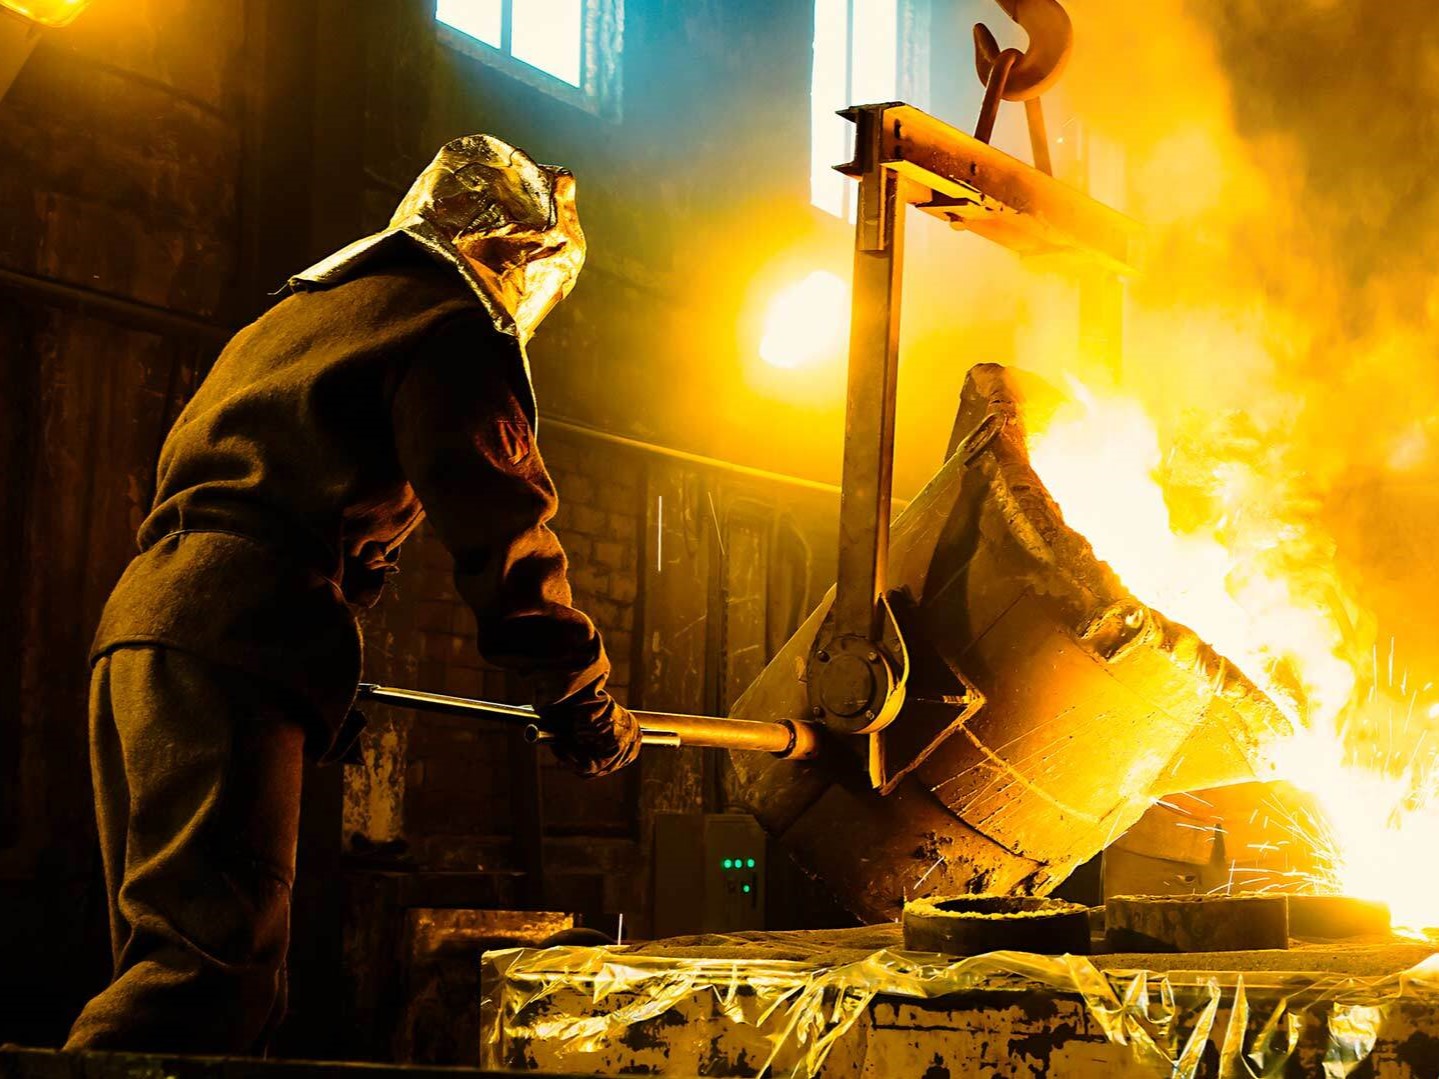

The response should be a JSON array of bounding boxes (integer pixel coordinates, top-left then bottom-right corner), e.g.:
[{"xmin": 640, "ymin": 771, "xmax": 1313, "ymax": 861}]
[
  {"xmin": 91, "ymin": 252, "xmax": 611, "ymax": 753},
  {"xmin": 91, "ymin": 135, "xmax": 613, "ymax": 756}
]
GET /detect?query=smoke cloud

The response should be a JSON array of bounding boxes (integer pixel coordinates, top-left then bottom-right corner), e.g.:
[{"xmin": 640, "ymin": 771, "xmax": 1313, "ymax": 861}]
[{"xmin": 995, "ymin": 0, "xmax": 1439, "ymax": 693}]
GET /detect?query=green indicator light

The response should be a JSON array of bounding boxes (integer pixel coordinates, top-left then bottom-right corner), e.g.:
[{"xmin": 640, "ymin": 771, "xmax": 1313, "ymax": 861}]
[
  {"xmin": 746, "ymin": 858, "xmax": 756, "ymax": 868},
  {"xmin": 722, "ymin": 859, "xmax": 733, "ymax": 869},
  {"xmin": 742, "ymin": 884, "xmax": 752, "ymax": 894}
]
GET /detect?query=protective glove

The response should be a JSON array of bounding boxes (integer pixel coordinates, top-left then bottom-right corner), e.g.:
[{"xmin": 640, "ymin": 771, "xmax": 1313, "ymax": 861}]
[{"xmin": 543, "ymin": 697, "xmax": 641, "ymax": 778}]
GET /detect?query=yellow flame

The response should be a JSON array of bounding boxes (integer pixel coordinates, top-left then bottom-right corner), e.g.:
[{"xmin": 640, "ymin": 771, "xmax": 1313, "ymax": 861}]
[
  {"xmin": 1028, "ymin": 383, "xmax": 1354, "ymax": 723},
  {"xmin": 1027, "ymin": 384, "xmax": 1439, "ymax": 930},
  {"xmin": 758, "ymin": 271, "xmax": 848, "ymax": 370},
  {"xmin": 1277, "ymin": 698, "xmax": 1439, "ymax": 931}
]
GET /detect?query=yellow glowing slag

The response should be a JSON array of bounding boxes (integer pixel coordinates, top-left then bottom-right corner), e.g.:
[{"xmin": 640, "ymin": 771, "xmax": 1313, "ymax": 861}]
[
  {"xmin": 1027, "ymin": 382, "xmax": 1439, "ymax": 931},
  {"xmin": 759, "ymin": 271, "xmax": 848, "ymax": 370}
]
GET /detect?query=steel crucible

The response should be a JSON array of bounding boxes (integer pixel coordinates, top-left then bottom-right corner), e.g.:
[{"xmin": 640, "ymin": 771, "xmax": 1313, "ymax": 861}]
[{"xmin": 724, "ymin": 364, "xmax": 1294, "ymax": 923}]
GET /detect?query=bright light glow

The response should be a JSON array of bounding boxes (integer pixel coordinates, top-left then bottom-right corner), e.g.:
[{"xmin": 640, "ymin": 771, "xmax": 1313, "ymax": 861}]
[
  {"xmin": 1027, "ymin": 382, "xmax": 1439, "ymax": 931},
  {"xmin": 1275, "ymin": 686, "xmax": 1439, "ymax": 930},
  {"xmin": 512, "ymin": 0, "xmax": 582, "ymax": 87},
  {"xmin": 437, "ymin": 0, "xmax": 583, "ymax": 88},
  {"xmin": 759, "ymin": 271, "xmax": 849, "ymax": 370},
  {"xmin": 849, "ymin": 0, "xmax": 897, "ymax": 106},
  {"xmin": 810, "ymin": 0, "xmax": 849, "ymax": 217},
  {"xmin": 436, "ymin": 0, "xmax": 502, "ymax": 48},
  {"xmin": 1, "ymin": 0, "xmax": 93, "ymax": 28},
  {"xmin": 1028, "ymin": 383, "xmax": 1353, "ymax": 725},
  {"xmin": 810, "ymin": 0, "xmax": 901, "ymax": 218}
]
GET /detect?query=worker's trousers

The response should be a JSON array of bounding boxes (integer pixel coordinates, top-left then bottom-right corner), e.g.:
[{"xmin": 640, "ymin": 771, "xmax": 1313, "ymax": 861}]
[{"xmin": 65, "ymin": 646, "xmax": 306, "ymax": 1054}]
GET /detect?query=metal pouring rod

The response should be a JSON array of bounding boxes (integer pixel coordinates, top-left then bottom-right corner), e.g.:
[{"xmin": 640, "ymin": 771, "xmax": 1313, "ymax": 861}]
[{"xmin": 355, "ymin": 683, "xmax": 819, "ymax": 758}]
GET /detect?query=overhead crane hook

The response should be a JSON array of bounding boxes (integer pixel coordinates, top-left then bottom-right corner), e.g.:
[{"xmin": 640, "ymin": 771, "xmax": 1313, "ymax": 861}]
[{"xmin": 972, "ymin": 0, "xmax": 1073, "ymax": 174}]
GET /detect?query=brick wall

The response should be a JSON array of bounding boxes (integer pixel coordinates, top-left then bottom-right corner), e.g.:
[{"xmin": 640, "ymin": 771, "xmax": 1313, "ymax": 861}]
[
  {"xmin": 550, "ymin": 429, "xmax": 643, "ymax": 705},
  {"xmin": 341, "ymin": 407, "xmax": 842, "ymax": 951},
  {"xmin": 345, "ymin": 426, "xmax": 647, "ymax": 880}
]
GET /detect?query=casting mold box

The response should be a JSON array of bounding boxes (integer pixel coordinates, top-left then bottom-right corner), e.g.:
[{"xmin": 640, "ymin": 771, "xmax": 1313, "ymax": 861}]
[{"xmin": 481, "ymin": 931, "xmax": 1439, "ymax": 1078}]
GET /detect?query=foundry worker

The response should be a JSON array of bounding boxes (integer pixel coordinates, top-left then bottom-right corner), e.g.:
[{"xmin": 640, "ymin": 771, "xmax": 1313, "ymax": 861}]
[{"xmin": 65, "ymin": 136, "xmax": 639, "ymax": 1052}]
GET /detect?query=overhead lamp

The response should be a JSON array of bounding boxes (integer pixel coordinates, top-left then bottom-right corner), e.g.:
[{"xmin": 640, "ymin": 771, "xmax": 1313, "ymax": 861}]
[{"xmin": 1, "ymin": 0, "xmax": 93, "ymax": 103}]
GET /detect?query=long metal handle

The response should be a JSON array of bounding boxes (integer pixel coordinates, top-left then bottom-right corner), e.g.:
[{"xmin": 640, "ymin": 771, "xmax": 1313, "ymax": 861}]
[
  {"xmin": 833, "ymin": 106, "xmax": 905, "ymax": 645},
  {"xmin": 354, "ymin": 683, "xmax": 819, "ymax": 759}
]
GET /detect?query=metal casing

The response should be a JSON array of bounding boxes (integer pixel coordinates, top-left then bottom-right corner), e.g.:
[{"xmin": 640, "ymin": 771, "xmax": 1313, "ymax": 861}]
[{"xmin": 725, "ymin": 364, "xmax": 1292, "ymax": 922}]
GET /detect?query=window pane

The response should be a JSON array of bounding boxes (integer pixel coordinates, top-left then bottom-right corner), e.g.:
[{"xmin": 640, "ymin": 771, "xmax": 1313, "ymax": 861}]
[
  {"xmin": 850, "ymin": 0, "xmax": 898, "ymax": 106},
  {"xmin": 436, "ymin": 0, "xmax": 503, "ymax": 48},
  {"xmin": 512, "ymin": 0, "xmax": 584, "ymax": 87},
  {"xmin": 810, "ymin": 0, "xmax": 849, "ymax": 216}
]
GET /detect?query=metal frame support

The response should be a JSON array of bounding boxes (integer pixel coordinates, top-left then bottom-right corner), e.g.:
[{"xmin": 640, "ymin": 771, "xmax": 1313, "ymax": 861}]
[
  {"xmin": 807, "ymin": 101, "xmax": 1142, "ymax": 757},
  {"xmin": 834, "ymin": 105, "xmax": 905, "ymax": 646},
  {"xmin": 805, "ymin": 105, "xmax": 913, "ymax": 746}
]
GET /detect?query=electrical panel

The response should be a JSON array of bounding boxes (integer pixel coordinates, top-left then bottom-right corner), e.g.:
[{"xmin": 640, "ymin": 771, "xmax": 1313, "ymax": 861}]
[{"xmin": 652, "ymin": 813, "xmax": 766, "ymax": 938}]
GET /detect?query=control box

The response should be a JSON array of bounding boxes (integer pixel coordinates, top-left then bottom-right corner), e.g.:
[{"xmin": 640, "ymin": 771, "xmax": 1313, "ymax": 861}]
[{"xmin": 652, "ymin": 813, "xmax": 766, "ymax": 937}]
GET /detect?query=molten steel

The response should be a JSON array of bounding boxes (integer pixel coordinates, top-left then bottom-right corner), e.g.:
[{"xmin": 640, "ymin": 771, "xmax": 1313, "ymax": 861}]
[{"xmin": 1027, "ymin": 382, "xmax": 1439, "ymax": 931}]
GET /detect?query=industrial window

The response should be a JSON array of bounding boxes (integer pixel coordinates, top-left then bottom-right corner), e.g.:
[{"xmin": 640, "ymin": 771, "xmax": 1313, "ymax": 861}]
[
  {"xmin": 811, "ymin": 0, "xmax": 930, "ymax": 218},
  {"xmin": 436, "ymin": 0, "xmax": 622, "ymax": 117}
]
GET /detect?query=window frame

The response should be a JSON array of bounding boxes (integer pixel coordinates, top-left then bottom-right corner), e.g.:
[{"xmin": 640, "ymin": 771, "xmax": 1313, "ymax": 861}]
[
  {"xmin": 811, "ymin": 0, "xmax": 931, "ymax": 219},
  {"xmin": 436, "ymin": 0, "xmax": 623, "ymax": 121}
]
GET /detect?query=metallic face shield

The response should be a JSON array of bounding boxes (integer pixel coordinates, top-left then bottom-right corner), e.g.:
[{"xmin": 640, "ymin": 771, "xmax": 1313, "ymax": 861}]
[
  {"xmin": 393, "ymin": 135, "xmax": 586, "ymax": 344},
  {"xmin": 287, "ymin": 134, "xmax": 588, "ymax": 426},
  {"xmin": 457, "ymin": 171, "xmax": 584, "ymax": 341}
]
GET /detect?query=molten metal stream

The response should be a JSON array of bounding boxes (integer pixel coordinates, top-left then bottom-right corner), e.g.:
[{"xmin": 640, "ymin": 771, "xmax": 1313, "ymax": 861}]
[{"xmin": 1028, "ymin": 383, "xmax": 1439, "ymax": 931}]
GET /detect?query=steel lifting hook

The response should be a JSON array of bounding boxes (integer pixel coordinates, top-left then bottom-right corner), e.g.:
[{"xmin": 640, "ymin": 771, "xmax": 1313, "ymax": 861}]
[{"xmin": 972, "ymin": 0, "xmax": 1073, "ymax": 174}]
